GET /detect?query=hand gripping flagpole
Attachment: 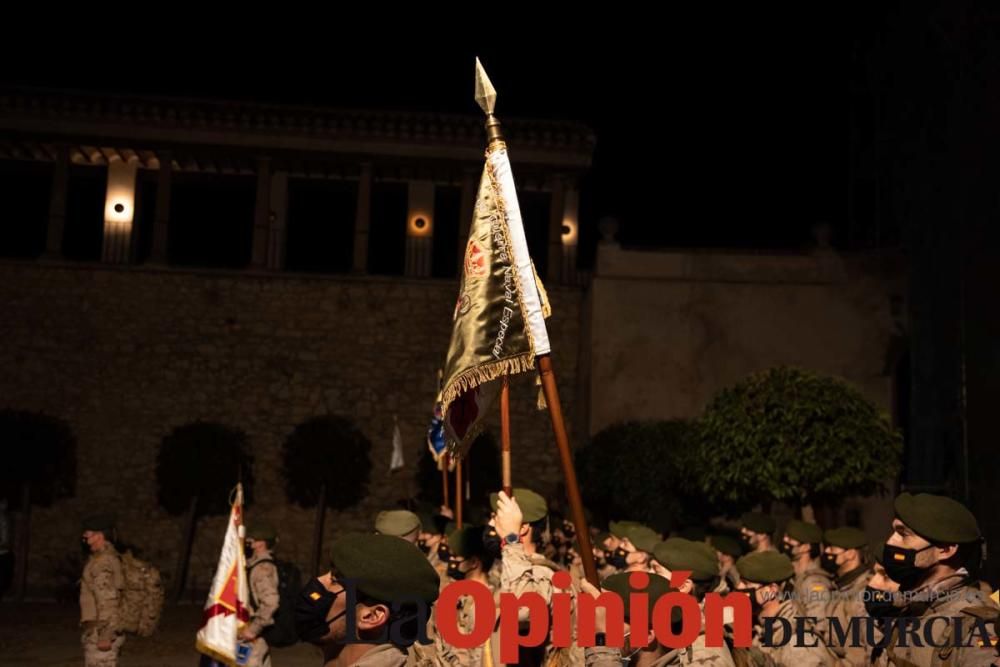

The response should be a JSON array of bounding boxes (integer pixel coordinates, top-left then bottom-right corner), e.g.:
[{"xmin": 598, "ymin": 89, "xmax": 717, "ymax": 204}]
[{"xmin": 475, "ymin": 58, "xmax": 598, "ymax": 586}]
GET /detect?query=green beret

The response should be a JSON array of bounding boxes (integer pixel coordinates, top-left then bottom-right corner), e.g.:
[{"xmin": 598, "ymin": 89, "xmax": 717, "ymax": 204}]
[
  {"xmin": 710, "ymin": 535, "xmax": 744, "ymax": 558},
  {"xmin": 375, "ymin": 510, "xmax": 421, "ymax": 537},
  {"xmin": 601, "ymin": 572, "xmax": 677, "ymax": 623},
  {"xmin": 736, "ymin": 551, "xmax": 794, "ymax": 584},
  {"xmin": 653, "ymin": 538, "xmax": 719, "ymax": 581},
  {"xmin": 741, "ymin": 512, "xmax": 776, "ymax": 535},
  {"xmin": 621, "ymin": 525, "xmax": 661, "ymax": 554},
  {"xmin": 608, "ymin": 520, "xmax": 643, "ymax": 539},
  {"xmin": 245, "ymin": 522, "xmax": 277, "ymax": 541},
  {"xmin": 894, "ymin": 493, "xmax": 980, "ymax": 545},
  {"xmin": 824, "ymin": 526, "xmax": 868, "ymax": 550},
  {"xmin": 331, "ymin": 534, "xmax": 440, "ymax": 605},
  {"xmin": 448, "ymin": 526, "xmax": 486, "ymax": 559},
  {"xmin": 82, "ymin": 514, "xmax": 115, "ymax": 533},
  {"xmin": 785, "ymin": 519, "xmax": 823, "ymax": 545},
  {"xmin": 489, "ymin": 488, "xmax": 548, "ymax": 523}
]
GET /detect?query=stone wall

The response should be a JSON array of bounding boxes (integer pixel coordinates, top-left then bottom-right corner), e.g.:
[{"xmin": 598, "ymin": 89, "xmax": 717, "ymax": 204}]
[{"xmin": 0, "ymin": 261, "xmax": 584, "ymax": 595}]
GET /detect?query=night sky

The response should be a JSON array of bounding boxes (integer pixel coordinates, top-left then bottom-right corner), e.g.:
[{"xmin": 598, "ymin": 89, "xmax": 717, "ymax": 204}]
[{"xmin": 0, "ymin": 6, "xmax": 919, "ymax": 261}]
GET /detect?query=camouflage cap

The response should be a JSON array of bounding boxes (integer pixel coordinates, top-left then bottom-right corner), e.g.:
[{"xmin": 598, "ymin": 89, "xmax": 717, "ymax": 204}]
[
  {"xmin": 710, "ymin": 534, "xmax": 744, "ymax": 559},
  {"xmin": 741, "ymin": 512, "xmax": 776, "ymax": 535},
  {"xmin": 736, "ymin": 551, "xmax": 794, "ymax": 584},
  {"xmin": 489, "ymin": 488, "xmax": 548, "ymax": 524},
  {"xmin": 601, "ymin": 572, "xmax": 678, "ymax": 623},
  {"xmin": 245, "ymin": 522, "xmax": 277, "ymax": 541},
  {"xmin": 653, "ymin": 538, "xmax": 719, "ymax": 581},
  {"xmin": 894, "ymin": 492, "xmax": 980, "ymax": 545},
  {"xmin": 374, "ymin": 510, "xmax": 422, "ymax": 538},
  {"xmin": 824, "ymin": 526, "xmax": 868, "ymax": 550},
  {"xmin": 331, "ymin": 533, "xmax": 440, "ymax": 605},
  {"xmin": 784, "ymin": 519, "xmax": 823, "ymax": 545}
]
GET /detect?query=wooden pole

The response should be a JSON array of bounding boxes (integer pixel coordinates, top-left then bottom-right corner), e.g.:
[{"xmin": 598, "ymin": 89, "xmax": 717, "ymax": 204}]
[
  {"xmin": 455, "ymin": 457, "xmax": 464, "ymax": 529},
  {"xmin": 537, "ymin": 354, "xmax": 598, "ymax": 586},
  {"xmin": 501, "ymin": 375, "xmax": 512, "ymax": 497},
  {"xmin": 441, "ymin": 454, "xmax": 450, "ymax": 510}
]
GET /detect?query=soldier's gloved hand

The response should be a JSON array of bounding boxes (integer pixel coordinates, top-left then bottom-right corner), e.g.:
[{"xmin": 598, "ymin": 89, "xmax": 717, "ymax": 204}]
[
  {"xmin": 494, "ymin": 491, "xmax": 523, "ymax": 539},
  {"xmin": 439, "ymin": 506, "xmax": 454, "ymax": 520},
  {"xmin": 97, "ymin": 639, "xmax": 112, "ymax": 652}
]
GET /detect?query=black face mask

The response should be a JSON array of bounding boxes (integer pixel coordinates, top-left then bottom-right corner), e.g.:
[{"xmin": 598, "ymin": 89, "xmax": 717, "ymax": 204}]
[
  {"xmin": 780, "ymin": 542, "xmax": 796, "ymax": 558},
  {"xmin": 821, "ymin": 552, "xmax": 840, "ymax": 574},
  {"xmin": 606, "ymin": 547, "xmax": 628, "ymax": 570},
  {"xmin": 295, "ymin": 577, "xmax": 345, "ymax": 643},
  {"xmin": 741, "ymin": 586, "xmax": 763, "ymax": 617},
  {"xmin": 447, "ymin": 561, "xmax": 467, "ymax": 581},
  {"xmin": 81, "ymin": 538, "xmax": 91, "ymax": 557},
  {"xmin": 740, "ymin": 535, "xmax": 755, "ymax": 552},
  {"xmin": 483, "ymin": 528, "xmax": 502, "ymax": 557},
  {"xmin": 437, "ymin": 542, "xmax": 451, "ymax": 562},
  {"xmin": 863, "ymin": 586, "xmax": 901, "ymax": 618},
  {"xmin": 417, "ymin": 539, "xmax": 431, "ymax": 556},
  {"xmin": 882, "ymin": 543, "xmax": 934, "ymax": 589}
]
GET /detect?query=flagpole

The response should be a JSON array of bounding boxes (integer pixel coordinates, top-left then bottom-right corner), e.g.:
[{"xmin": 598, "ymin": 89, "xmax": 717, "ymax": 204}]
[
  {"xmin": 442, "ymin": 454, "xmax": 450, "ymax": 510},
  {"xmin": 475, "ymin": 58, "xmax": 598, "ymax": 586},
  {"xmin": 537, "ymin": 355, "xmax": 598, "ymax": 585},
  {"xmin": 455, "ymin": 456, "xmax": 464, "ymax": 529},
  {"xmin": 501, "ymin": 375, "xmax": 512, "ymax": 496}
]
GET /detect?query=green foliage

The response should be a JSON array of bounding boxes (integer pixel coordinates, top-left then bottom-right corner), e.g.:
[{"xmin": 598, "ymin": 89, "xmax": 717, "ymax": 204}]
[
  {"xmin": 576, "ymin": 420, "xmax": 707, "ymax": 534},
  {"xmin": 282, "ymin": 416, "xmax": 372, "ymax": 510},
  {"xmin": 156, "ymin": 421, "xmax": 253, "ymax": 516},
  {"xmin": 694, "ymin": 366, "xmax": 902, "ymax": 508}
]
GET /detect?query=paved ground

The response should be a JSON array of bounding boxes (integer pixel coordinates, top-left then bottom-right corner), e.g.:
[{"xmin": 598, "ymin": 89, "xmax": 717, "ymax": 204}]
[{"xmin": 0, "ymin": 602, "xmax": 322, "ymax": 666}]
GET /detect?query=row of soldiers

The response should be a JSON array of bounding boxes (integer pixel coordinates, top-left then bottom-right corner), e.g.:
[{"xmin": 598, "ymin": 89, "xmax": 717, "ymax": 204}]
[
  {"xmin": 289, "ymin": 489, "xmax": 999, "ymax": 667},
  {"xmin": 77, "ymin": 489, "xmax": 1000, "ymax": 666}
]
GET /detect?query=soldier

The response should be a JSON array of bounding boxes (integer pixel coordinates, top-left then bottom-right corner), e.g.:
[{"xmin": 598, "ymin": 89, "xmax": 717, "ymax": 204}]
[
  {"xmin": 739, "ymin": 513, "xmax": 776, "ymax": 554},
  {"xmin": 780, "ymin": 519, "xmax": 833, "ymax": 621},
  {"xmin": 653, "ymin": 538, "xmax": 737, "ymax": 665},
  {"xmin": 242, "ymin": 523, "xmax": 281, "ymax": 667},
  {"xmin": 872, "ymin": 492, "xmax": 999, "ymax": 667},
  {"xmin": 615, "ymin": 522, "xmax": 661, "ymax": 573},
  {"xmin": 490, "ymin": 489, "xmax": 583, "ymax": 664},
  {"xmin": 735, "ymin": 551, "xmax": 836, "ymax": 666},
  {"xmin": 710, "ymin": 535, "xmax": 744, "ymax": 590},
  {"xmin": 821, "ymin": 525, "xmax": 870, "ymax": 665},
  {"xmin": 80, "ymin": 514, "xmax": 125, "ymax": 667},
  {"xmin": 375, "ymin": 510, "xmax": 423, "ymax": 546},
  {"xmin": 294, "ymin": 533, "xmax": 440, "ymax": 667},
  {"xmin": 436, "ymin": 525, "xmax": 499, "ymax": 666}
]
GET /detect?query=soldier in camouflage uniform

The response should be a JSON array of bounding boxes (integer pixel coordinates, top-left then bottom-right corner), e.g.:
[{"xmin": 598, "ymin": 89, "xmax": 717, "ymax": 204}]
[
  {"xmin": 735, "ymin": 551, "xmax": 837, "ymax": 666},
  {"xmin": 871, "ymin": 493, "xmax": 999, "ymax": 667},
  {"xmin": 821, "ymin": 526, "xmax": 870, "ymax": 666},
  {"xmin": 740, "ymin": 513, "xmax": 777, "ymax": 555},
  {"xmin": 435, "ymin": 524, "xmax": 499, "ymax": 666},
  {"xmin": 780, "ymin": 520, "xmax": 833, "ymax": 621},
  {"xmin": 294, "ymin": 533, "xmax": 440, "ymax": 667},
  {"xmin": 242, "ymin": 523, "xmax": 281, "ymax": 667},
  {"xmin": 80, "ymin": 515, "xmax": 125, "ymax": 667},
  {"xmin": 653, "ymin": 538, "xmax": 737, "ymax": 665}
]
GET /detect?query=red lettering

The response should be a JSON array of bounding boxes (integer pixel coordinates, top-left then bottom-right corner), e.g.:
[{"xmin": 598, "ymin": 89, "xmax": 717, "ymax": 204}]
[
  {"xmin": 628, "ymin": 571, "xmax": 650, "ymax": 648},
  {"xmin": 652, "ymin": 591, "xmax": 701, "ymax": 649},
  {"xmin": 499, "ymin": 591, "xmax": 550, "ymax": 663},
  {"xmin": 551, "ymin": 571, "xmax": 573, "ymax": 648},
  {"xmin": 436, "ymin": 580, "xmax": 495, "ymax": 650},
  {"xmin": 577, "ymin": 590, "xmax": 626, "ymax": 648},
  {"xmin": 705, "ymin": 592, "xmax": 752, "ymax": 648}
]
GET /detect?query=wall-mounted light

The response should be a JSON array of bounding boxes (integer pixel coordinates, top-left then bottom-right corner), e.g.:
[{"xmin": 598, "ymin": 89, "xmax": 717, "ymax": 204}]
[
  {"xmin": 561, "ymin": 219, "xmax": 578, "ymax": 245},
  {"xmin": 408, "ymin": 214, "xmax": 433, "ymax": 237}
]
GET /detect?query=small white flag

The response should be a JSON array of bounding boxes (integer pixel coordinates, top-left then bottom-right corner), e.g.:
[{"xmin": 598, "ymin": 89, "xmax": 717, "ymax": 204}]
[{"xmin": 390, "ymin": 415, "xmax": 405, "ymax": 473}]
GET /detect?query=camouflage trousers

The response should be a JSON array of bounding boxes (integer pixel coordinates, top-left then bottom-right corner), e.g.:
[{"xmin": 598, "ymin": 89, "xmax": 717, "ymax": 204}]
[
  {"xmin": 246, "ymin": 636, "xmax": 271, "ymax": 667},
  {"xmin": 81, "ymin": 627, "xmax": 125, "ymax": 667}
]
